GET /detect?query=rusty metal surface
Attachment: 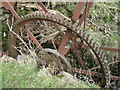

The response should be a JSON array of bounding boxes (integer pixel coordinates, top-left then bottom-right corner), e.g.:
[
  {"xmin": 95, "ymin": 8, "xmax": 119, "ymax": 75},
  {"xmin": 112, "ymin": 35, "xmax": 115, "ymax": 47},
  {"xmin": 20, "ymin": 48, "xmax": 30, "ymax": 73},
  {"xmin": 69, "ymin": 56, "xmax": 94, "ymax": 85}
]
[
  {"xmin": 57, "ymin": 1, "xmax": 91, "ymax": 56},
  {"xmin": 3, "ymin": 1, "xmax": 120, "ymax": 87},
  {"xmin": 58, "ymin": 30, "xmax": 71, "ymax": 55},
  {"xmin": 10, "ymin": 12, "xmax": 108, "ymax": 87},
  {"xmin": 72, "ymin": 45, "xmax": 89, "ymax": 70},
  {"xmin": 78, "ymin": 1, "xmax": 93, "ymax": 26},
  {"xmin": 3, "ymin": 2, "xmax": 43, "ymax": 50},
  {"xmin": 82, "ymin": 45, "xmax": 120, "ymax": 53},
  {"xmin": 2, "ymin": 2, "xmax": 19, "ymax": 19},
  {"xmin": 72, "ymin": 1, "xmax": 86, "ymax": 22},
  {"xmin": 71, "ymin": 68, "xmax": 120, "ymax": 81}
]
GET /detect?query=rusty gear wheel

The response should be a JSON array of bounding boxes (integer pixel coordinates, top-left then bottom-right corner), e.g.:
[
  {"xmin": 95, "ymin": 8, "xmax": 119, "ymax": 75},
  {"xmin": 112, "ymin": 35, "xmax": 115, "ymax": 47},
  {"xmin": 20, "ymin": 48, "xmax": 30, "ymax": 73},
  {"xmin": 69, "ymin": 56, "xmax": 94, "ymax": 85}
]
[{"xmin": 8, "ymin": 11, "xmax": 109, "ymax": 87}]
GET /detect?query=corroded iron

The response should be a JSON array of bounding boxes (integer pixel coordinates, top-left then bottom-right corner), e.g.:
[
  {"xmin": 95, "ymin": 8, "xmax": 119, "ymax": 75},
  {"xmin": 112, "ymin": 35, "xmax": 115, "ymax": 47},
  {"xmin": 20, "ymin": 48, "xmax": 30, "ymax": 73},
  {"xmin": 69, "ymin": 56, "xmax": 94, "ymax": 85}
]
[{"xmin": 2, "ymin": 1, "xmax": 120, "ymax": 87}]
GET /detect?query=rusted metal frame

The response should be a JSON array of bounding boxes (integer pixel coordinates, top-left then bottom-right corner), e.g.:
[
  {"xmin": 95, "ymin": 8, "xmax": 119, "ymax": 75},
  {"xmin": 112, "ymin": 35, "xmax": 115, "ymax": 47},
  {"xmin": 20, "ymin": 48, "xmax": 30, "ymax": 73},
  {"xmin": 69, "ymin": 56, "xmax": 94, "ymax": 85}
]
[
  {"xmin": 24, "ymin": 28, "xmax": 43, "ymax": 49},
  {"xmin": 71, "ymin": 68, "xmax": 120, "ymax": 80},
  {"xmin": 58, "ymin": 2, "xmax": 87, "ymax": 55},
  {"xmin": 78, "ymin": 1, "xmax": 93, "ymax": 26},
  {"xmin": 71, "ymin": 2, "xmax": 92, "ymax": 70},
  {"xmin": 35, "ymin": 2, "xmax": 64, "ymax": 50},
  {"xmin": 72, "ymin": 68, "xmax": 101, "ymax": 77},
  {"xmin": 3, "ymin": 2, "xmax": 43, "ymax": 49},
  {"xmin": 58, "ymin": 2, "xmax": 85, "ymax": 54},
  {"xmin": 82, "ymin": 45, "xmax": 120, "ymax": 53},
  {"xmin": 37, "ymin": 2, "xmax": 63, "ymax": 34},
  {"xmin": 45, "ymin": 40, "xmax": 120, "ymax": 53},
  {"xmin": 83, "ymin": 2, "xmax": 88, "ymax": 31},
  {"xmin": 58, "ymin": 30, "xmax": 71, "ymax": 55},
  {"xmin": 109, "ymin": 60, "xmax": 120, "ymax": 65},
  {"xmin": 46, "ymin": 41, "xmax": 120, "ymax": 53},
  {"xmin": 2, "ymin": 2, "xmax": 19, "ymax": 19},
  {"xmin": 58, "ymin": 1, "xmax": 93, "ymax": 55},
  {"xmin": 71, "ymin": 34, "xmax": 89, "ymax": 70},
  {"xmin": 72, "ymin": 1, "xmax": 86, "ymax": 22},
  {"xmin": 72, "ymin": 47, "xmax": 89, "ymax": 70}
]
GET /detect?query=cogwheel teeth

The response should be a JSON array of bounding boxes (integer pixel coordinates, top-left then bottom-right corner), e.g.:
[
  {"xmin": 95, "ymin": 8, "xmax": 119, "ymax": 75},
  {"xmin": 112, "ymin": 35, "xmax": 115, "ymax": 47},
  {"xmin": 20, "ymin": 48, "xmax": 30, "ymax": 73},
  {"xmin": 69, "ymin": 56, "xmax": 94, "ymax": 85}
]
[{"xmin": 72, "ymin": 23, "xmax": 78, "ymax": 30}]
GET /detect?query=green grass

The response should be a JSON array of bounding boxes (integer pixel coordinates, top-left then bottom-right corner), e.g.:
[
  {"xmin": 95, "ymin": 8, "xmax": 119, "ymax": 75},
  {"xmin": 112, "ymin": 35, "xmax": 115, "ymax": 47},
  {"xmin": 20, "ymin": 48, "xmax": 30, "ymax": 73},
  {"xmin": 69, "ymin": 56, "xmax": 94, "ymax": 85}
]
[{"xmin": 2, "ymin": 60, "xmax": 99, "ymax": 88}]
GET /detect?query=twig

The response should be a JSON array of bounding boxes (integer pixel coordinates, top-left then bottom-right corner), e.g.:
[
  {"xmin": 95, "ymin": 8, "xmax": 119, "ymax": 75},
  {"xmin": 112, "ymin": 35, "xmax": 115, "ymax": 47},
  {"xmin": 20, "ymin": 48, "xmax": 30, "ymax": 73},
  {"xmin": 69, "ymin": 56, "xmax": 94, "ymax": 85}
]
[{"xmin": 6, "ymin": 18, "xmax": 37, "ymax": 60}]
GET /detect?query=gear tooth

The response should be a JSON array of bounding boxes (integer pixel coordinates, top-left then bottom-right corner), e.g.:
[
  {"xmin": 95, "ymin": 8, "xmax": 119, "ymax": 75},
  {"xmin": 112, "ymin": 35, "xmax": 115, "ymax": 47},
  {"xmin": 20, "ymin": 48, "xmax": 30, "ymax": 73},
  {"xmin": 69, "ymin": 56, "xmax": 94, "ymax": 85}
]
[
  {"xmin": 50, "ymin": 14, "xmax": 53, "ymax": 20},
  {"xmin": 72, "ymin": 23, "xmax": 78, "ymax": 30},
  {"xmin": 80, "ymin": 32, "xmax": 84, "ymax": 37},
  {"xmin": 29, "ymin": 14, "xmax": 34, "ymax": 19},
  {"xmin": 101, "ymin": 53, "xmax": 105, "ymax": 59},
  {"xmin": 49, "ymin": 13, "xmax": 54, "ymax": 20},
  {"xmin": 98, "ymin": 51, "xmax": 102, "ymax": 58},
  {"xmin": 85, "ymin": 35, "xmax": 90, "ymax": 41},
  {"xmin": 76, "ymin": 26, "xmax": 80, "ymax": 32},
  {"xmin": 89, "ymin": 38, "xmax": 93, "ymax": 45},
  {"xmin": 103, "ymin": 56, "xmax": 107, "ymax": 61},
  {"xmin": 92, "ymin": 42, "xmax": 97, "ymax": 49},
  {"xmin": 44, "ymin": 13, "xmax": 48, "ymax": 19},
  {"xmin": 52, "ymin": 15, "xmax": 56, "ymax": 21},
  {"xmin": 55, "ymin": 14, "xmax": 60, "ymax": 22},
  {"xmin": 64, "ymin": 19, "xmax": 68, "ymax": 26},
  {"xmin": 100, "ymin": 52, "xmax": 104, "ymax": 59},
  {"xmin": 98, "ymin": 49, "xmax": 102, "ymax": 56},
  {"xmin": 54, "ymin": 14, "xmax": 58, "ymax": 21},
  {"xmin": 81, "ymin": 32, "xmax": 86, "ymax": 38},
  {"xmin": 47, "ymin": 13, "xmax": 51, "ymax": 19},
  {"xmin": 59, "ymin": 16, "xmax": 64, "ymax": 24},
  {"xmin": 87, "ymin": 36, "xmax": 91, "ymax": 43},
  {"xmin": 68, "ymin": 21, "xmax": 73, "ymax": 29},
  {"xmin": 45, "ymin": 13, "xmax": 49, "ymax": 19},
  {"xmin": 39, "ymin": 13, "xmax": 43, "ymax": 17},
  {"xmin": 42, "ymin": 13, "xmax": 46, "ymax": 18},
  {"xmin": 32, "ymin": 13, "xmax": 35, "ymax": 17},
  {"xmin": 95, "ymin": 46, "xmax": 100, "ymax": 53},
  {"xmin": 57, "ymin": 14, "xmax": 61, "ymax": 23}
]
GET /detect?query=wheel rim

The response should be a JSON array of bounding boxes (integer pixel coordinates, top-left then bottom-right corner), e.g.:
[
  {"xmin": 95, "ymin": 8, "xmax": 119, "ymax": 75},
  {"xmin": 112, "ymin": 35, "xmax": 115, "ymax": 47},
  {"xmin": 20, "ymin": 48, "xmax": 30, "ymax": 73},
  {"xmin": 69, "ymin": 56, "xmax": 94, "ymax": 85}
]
[{"xmin": 9, "ymin": 11, "xmax": 109, "ymax": 87}]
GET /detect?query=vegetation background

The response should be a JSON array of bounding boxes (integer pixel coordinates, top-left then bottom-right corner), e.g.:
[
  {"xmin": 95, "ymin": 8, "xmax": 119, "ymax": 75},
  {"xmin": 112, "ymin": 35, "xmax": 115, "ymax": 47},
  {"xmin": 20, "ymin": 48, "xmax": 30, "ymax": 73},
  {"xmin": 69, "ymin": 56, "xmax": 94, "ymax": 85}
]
[{"xmin": 0, "ymin": 1, "xmax": 119, "ymax": 88}]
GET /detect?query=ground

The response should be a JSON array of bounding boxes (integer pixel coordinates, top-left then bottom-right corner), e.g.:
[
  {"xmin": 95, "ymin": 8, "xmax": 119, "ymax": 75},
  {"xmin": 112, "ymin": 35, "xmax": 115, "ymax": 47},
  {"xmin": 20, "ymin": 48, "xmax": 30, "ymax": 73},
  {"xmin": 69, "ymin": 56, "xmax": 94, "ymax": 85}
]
[{"xmin": 1, "ymin": 54, "xmax": 99, "ymax": 88}]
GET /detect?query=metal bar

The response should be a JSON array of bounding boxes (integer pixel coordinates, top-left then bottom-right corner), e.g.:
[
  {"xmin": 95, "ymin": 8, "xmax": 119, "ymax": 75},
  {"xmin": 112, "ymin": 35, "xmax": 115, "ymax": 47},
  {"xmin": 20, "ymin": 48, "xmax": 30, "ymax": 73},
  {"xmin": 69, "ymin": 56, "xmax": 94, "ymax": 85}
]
[
  {"xmin": 82, "ymin": 45, "xmax": 120, "ymax": 53},
  {"xmin": 24, "ymin": 28, "xmax": 43, "ymax": 49},
  {"xmin": 58, "ymin": 1, "xmax": 93, "ymax": 56},
  {"xmin": 57, "ymin": 2, "xmax": 88, "ymax": 55},
  {"xmin": 2, "ymin": 2, "xmax": 19, "ymax": 19},
  {"xmin": 37, "ymin": 2, "xmax": 48, "ymax": 13},
  {"xmin": 58, "ymin": 30, "xmax": 71, "ymax": 55},
  {"xmin": 72, "ymin": 1, "xmax": 86, "ymax": 22},
  {"xmin": 72, "ymin": 48, "xmax": 89, "ymax": 70},
  {"xmin": 78, "ymin": 1, "xmax": 93, "ymax": 26},
  {"xmin": 71, "ymin": 68, "xmax": 120, "ymax": 80},
  {"xmin": 71, "ymin": 35, "xmax": 89, "ymax": 70},
  {"xmin": 46, "ymin": 41, "xmax": 120, "ymax": 53},
  {"xmin": 109, "ymin": 60, "xmax": 120, "ymax": 65},
  {"xmin": 3, "ymin": 2, "xmax": 42, "ymax": 49}
]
